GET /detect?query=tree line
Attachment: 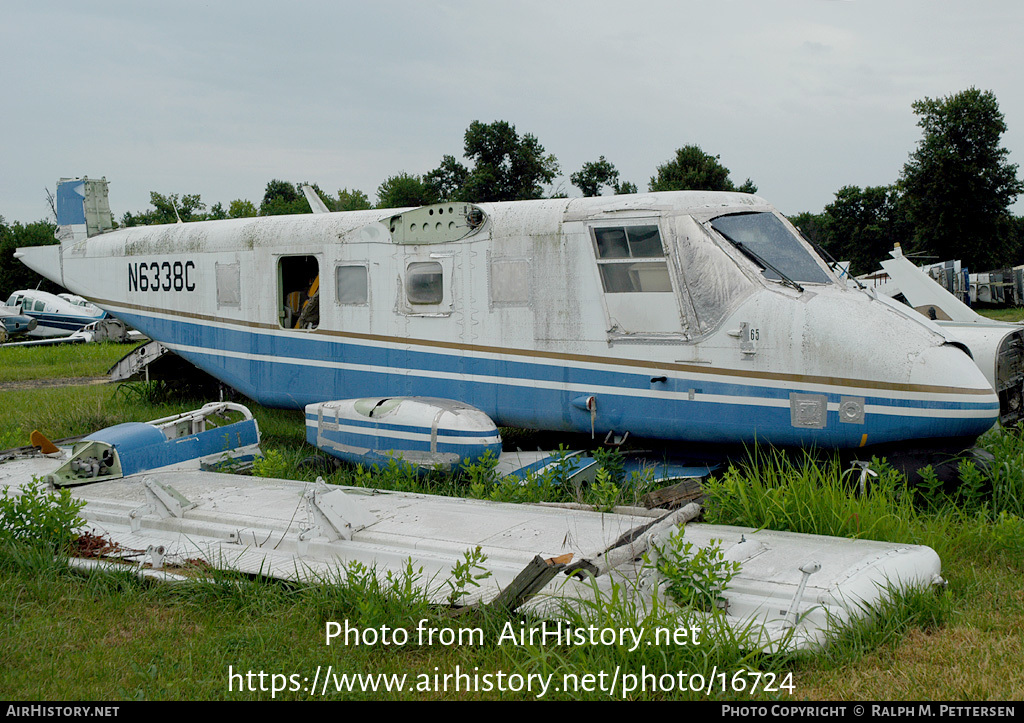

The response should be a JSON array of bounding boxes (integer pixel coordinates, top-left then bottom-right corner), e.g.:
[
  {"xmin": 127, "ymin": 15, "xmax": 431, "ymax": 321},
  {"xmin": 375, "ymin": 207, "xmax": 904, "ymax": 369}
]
[
  {"xmin": 3, "ymin": 87, "xmax": 1022, "ymax": 296},
  {"xmin": 792, "ymin": 88, "xmax": 1024, "ymax": 274},
  {"xmin": 109, "ymin": 120, "xmax": 756, "ymax": 224}
]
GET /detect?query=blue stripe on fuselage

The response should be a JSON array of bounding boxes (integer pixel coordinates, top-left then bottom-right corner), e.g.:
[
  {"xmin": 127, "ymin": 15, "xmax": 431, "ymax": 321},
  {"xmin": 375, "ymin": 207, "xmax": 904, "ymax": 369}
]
[
  {"xmin": 120, "ymin": 310, "xmax": 994, "ymax": 410},
  {"xmin": 112, "ymin": 310, "xmax": 998, "ymax": 448}
]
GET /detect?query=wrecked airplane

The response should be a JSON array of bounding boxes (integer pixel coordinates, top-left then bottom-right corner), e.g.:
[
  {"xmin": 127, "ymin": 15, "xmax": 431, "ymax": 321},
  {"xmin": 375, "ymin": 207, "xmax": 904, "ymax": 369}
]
[
  {"xmin": 15, "ymin": 178, "xmax": 1000, "ymax": 459},
  {"xmin": 868, "ymin": 246, "xmax": 1024, "ymax": 427},
  {"xmin": 0, "ymin": 403, "xmax": 945, "ymax": 652},
  {"xmin": 3, "ymin": 288, "xmax": 107, "ymax": 339}
]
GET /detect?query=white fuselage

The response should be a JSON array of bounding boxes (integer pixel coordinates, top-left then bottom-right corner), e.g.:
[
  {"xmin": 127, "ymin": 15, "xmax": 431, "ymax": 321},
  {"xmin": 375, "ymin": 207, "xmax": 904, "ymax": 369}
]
[{"xmin": 17, "ymin": 191, "xmax": 999, "ymax": 450}]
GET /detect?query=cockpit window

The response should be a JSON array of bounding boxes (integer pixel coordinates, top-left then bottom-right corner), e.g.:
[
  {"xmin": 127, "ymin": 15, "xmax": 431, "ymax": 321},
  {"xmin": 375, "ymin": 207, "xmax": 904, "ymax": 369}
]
[{"xmin": 710, "ymin": 212, "xmax": 831, "ymax": 285}]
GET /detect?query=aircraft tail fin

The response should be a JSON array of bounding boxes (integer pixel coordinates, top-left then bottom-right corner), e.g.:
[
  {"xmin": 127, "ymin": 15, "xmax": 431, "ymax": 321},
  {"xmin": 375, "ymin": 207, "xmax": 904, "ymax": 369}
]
[{"xmin": 55, "ymin": 177, "xmax": 114, "ymax": 244}]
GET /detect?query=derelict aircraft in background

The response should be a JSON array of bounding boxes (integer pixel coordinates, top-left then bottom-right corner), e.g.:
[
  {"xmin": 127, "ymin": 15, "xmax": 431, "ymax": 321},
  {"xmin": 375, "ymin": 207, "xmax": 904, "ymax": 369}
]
[
  {"xmin": 15, "ymin": 177, "xmax": 1004, "ymax": 471},
  {"xmin": 0, "ymin": 304, "xmax": 36, "ymax": 342},
  {"xmin": 3, "ymin": 288, "xmax": 105, "ymax": 336},
  {"xmin": 0, "ymin": 288, "xmax": 141, "ymax": 348},
  {"xmin": 864, "ymin": 246, "xmax": 1024, "ymax": 428}
]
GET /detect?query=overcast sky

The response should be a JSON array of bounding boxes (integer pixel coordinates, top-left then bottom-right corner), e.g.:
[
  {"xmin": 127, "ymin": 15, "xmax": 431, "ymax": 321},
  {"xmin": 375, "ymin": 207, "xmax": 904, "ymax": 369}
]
[{"xmin": 3, "ymin": 1, "xmax": 1024, "ymax": 224}]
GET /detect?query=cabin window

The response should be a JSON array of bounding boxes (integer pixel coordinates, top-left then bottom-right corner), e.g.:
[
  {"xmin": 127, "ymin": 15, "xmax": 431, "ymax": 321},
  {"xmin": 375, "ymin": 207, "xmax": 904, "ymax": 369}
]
[
  {"xmin": 592, "ymin": 225, "xmax": 672, "ymax": 293},
  {"xmin": 278, "ymin": 255, "xmax": 320, "ymax": 329},
  {"xmin": 33, "ymin": 300, "xmax": 46, "ymax": 312},
  {"xmin": 406, "ymin": 262, "xmax": 443, "ymax": 305},
  {"xmin": 489, "ymin": 257, "xmax": 531, "ymax": 306},
  {"xmin": 216, "ymin": 262, "xmax": 241, "ymax": 309},
  {"xmin": 335, "ymin": 265, "xmax": 369, "ymax": 305}
]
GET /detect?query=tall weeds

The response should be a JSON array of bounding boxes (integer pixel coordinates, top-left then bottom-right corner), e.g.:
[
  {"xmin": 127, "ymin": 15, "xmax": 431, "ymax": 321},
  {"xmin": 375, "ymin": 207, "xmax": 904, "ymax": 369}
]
[{"xmin": 701, "ymin": 450, "xmax": 924, "ymax": 542}]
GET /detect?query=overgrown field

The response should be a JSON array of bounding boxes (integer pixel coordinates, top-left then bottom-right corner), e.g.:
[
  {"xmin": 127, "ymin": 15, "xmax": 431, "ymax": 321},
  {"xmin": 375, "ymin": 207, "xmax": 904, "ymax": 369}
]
[
  {"xmin": 0, "ymin": 341, "xmax": 137, "ymax": 384},
  {"xmin": 1, "ymin": 341, "xmax": 1023, "ymax": 700}
]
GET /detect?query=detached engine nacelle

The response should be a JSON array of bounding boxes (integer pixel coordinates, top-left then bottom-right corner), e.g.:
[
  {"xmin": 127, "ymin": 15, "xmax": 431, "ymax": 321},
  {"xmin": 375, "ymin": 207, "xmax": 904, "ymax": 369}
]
[{"xmin": 306, "ymin": 397, "xmax": 502, "ymax": 471}]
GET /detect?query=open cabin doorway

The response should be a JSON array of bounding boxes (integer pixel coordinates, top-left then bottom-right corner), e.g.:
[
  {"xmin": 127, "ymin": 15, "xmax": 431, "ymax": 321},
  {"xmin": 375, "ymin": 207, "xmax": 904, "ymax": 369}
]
[{"xmin": 278, "ymin": 255, "xmax": 320, "ymax": 329}]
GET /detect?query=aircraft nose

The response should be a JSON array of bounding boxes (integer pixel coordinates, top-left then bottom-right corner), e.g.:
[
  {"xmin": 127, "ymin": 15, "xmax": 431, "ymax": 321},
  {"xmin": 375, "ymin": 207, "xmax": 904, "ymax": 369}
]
[
  {"xmin": 909, "ymin": 342, "xmax": 999, "ymax": 438},
  {"xmin": 910, "ymin": 343, "xmax": 990, "ymax": 389}
]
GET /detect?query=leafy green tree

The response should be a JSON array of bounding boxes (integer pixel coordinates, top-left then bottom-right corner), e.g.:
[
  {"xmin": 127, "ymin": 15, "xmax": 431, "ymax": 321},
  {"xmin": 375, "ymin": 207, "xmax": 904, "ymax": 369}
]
[
  {"xmin": 121, "ymin": 192, "xmax": 206, "ymax": 226},
  {"xmin": 465, "ymin": 120, "xmax": 559, "ymax": 201},
  {"xmin": 425, "ymin": 121, "xmax": 559, "ymax": 203},
  {"xmin": 821, "ymin": 186, "xmax": 907, "ymax": 275},
  {"xmin": 0, "ymin": 218, "xmax": 62, "ymax": 295},
  {"xmin": 788, "ymin": 211, "xmax": 827, "ymax": 248},
  {"xmin": 334, "ymin": 188, "xmax": 372, "ymax": 212},
  {"xmin": 899, "ymin": 88, "xmax": 1024, "ymax": 269},
  {"xmin": 260, "ymin": 180, "xmax": 364, "ymax": 215},
  {"xmin": 228, "ymin": 199, "xmax": 258, "ymax": 218},
  {"xmin": 571, "ymin": 156, "xmax": 620, "ymax": 197},
  {"xmin": 649, "ymin": 145, "xmax": 757, "ymax": 194},
  {"xmin": 260, "ymin": 179, "xmax": 308, "ymax": 216},
  {"xmin": 376, "ymin": 173, "xmax": 438, "ymax": 209},
  {"xmin": 151, "ymin": 191, "xmax": 205, "ymax": 222},
  {"xmin": 424, "ymin": 155, "xmax": 470, "ymax": 202}
]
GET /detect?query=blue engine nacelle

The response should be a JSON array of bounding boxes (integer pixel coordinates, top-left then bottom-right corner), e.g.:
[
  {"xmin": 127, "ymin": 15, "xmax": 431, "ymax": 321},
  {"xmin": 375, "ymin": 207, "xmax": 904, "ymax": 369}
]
[{"xmin": 1, "ymin": 314, "xmax": 37, "ymax": 335}]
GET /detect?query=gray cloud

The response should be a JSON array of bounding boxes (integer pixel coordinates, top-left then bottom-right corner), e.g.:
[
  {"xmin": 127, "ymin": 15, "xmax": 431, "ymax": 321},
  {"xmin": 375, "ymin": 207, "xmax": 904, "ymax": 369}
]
[{"xmin": 3, "ymin": 0, "xmax": 1023, "ymax": 223}]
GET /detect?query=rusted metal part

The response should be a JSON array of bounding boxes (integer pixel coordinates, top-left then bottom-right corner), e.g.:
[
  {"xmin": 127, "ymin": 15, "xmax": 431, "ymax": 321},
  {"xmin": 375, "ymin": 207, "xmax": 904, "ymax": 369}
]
[{"xmin": 72, "ymin": 530, "xmax": 126, "ymax": 558}]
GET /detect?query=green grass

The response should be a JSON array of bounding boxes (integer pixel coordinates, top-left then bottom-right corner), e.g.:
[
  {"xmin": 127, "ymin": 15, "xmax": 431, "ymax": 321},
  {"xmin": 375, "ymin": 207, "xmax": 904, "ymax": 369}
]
[
  {"xmin": 0, "ymin": 381, "xmax": 305, "ymax": 451},
  {"xmin": 975, "ymin": 306, "xmax": 1024, "ymax": 323},
  {"xmin": 3, "ymin": 344, "xmax": 1024, "ymax": 700},
  {"xmin": 0, "ymin": 341, "xmax": 140, "ymax": 384},
  {"xmin": 0, "ymin": 538, "xmax": 804, "ymax": 700}
]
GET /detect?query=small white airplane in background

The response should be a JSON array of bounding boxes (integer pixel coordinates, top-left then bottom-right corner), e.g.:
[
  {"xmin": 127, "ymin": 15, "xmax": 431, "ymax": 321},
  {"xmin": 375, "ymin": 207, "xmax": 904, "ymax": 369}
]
[
  {"xmin": 1, "ymin": 288, "xmax": 141, "ymax": 348},
  {"xmin": 4, "ymin": 288, "xmax": 106, "ymax": 338}
]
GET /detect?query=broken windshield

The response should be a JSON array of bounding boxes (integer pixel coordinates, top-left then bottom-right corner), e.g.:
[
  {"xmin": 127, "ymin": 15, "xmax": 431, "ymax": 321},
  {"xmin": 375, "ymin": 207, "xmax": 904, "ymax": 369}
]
[{"xmin": 710, "ymin": 212, "xmax": 832, "ymax": 285}]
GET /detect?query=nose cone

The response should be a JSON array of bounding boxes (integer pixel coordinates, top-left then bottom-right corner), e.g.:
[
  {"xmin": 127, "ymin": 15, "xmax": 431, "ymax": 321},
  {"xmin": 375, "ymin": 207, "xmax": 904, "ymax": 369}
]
[
  {"xmin": 793, "ymin": 290, "xmax": 999, "ymax": 448},
  {"xmin": 908, "ymin": 343, "xmax": 999, "ymax": 441}
]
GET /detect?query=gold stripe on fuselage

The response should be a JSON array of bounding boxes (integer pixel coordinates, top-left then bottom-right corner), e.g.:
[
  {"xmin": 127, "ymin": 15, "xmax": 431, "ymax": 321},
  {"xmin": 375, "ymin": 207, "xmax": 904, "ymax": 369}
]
[{"xmin": 92, "ymin": 296, "xmax": 995, "ymax": 398}]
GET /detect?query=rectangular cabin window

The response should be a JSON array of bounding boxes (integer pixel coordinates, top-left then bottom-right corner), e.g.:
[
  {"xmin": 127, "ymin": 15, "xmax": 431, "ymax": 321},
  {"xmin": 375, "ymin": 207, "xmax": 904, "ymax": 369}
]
[
  {"xmin": 406, "ymin": 262, "xmax": 443, "ymax": 305},
  {"xmin": 592, "ymin": 225, "xmax": 672, "ymax": 293},
  {"xmin": 489, "ymin": 257, "xmax": 531, "ymax": 306},
  {"xmin": 335, "ymin": 265, "xmax": 369, "ymax": 305},
  {"xmin": 278, "ymin": 255, "xmax": 320, "ymax": 329},
  {"xmin": 216, "ymin": 262, "xmax": 241, "ymax": 309}
]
